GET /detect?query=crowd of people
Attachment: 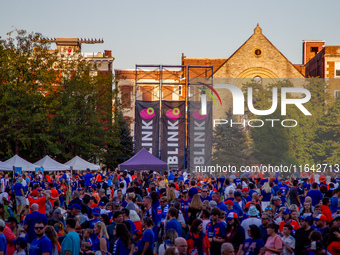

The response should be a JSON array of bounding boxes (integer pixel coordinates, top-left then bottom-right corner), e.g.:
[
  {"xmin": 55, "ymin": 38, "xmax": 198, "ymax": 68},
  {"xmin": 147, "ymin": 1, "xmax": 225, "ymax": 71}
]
[{"xmin": 0, "ymin": 168, "xmax": 340, "ymax": 255}]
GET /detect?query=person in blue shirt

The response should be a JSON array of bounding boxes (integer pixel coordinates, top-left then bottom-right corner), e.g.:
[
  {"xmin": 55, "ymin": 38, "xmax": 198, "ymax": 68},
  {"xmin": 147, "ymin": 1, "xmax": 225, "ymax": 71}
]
[
  {"xmin": 240, "ymin": 224, "xmax": 264, "ymax": 255},
  {"xmin": 61, "ymin": 218, "xmax": 80, "ymax": 255},
  {"xmin": 84, "ymin": 169, "xmax": 93, "ymax": 192},
  {"xmin": 0, "ymin": 220, "xmax": 7, "ymax": 255},
  {"xmin": 248, "ymin": 183, "xmax": 257, "ymax": 199},
  {"xmin": 112, "ymin": 223, "xmax": 133, "ymax": 255},
  {"xmin": 271, "ymin": 180, "xmax": 280, "ymax": 196},
  {"xmin": 143, "ymin": 196, "xmax": 157, "ymax": 238},
  {"xmin": 206, "ymin": 208, "xmax": 226, "ymax": 255},
  {"xmin": 71, "ymin": 175, "xmax": 79, "ymax": 192},
  {"xmin": 138, "ymin": 217, "xmax": 155, "ymax": 255},
  {"xmin": 233, "ymin": 191, "xmax": 245, "ymax": 216},
  {"xmin": 156, "ymin": 197, "xmax": 169, "ymax": 226},
  {"xmin": 213, "ymin": 192, "xmax": 228, "ymax": 213},
  {"xmin": 200, "ymin": 187, "xmax": 212, "ymax": 202},
  {"xmin": 168, "ymin": 169, "xmax": 175, "ymax": 181},
  {"xmin": 29, "ymin": 221, "xmax": 53, "ymax": 255},
  {"xmin": 23, "ymin": 203, "xmax": 48, "ymax": 244},
  {"xmin": 12, "ymin": 178, "xmax": 26, "ymax": 215},
  {"xmin": 330, "ymin": 188, "xmax": 340, "ymax": 214},
  {"xmin": 278, "ymin": 179, "xmax": 289, "ymax": 197},
  {"xmin": 306, "ymin": 183, "xmax": 323, "ymax": 207},
  {"xmin": 165, "ymin": 207, "xmax": 182, "ymax": 238}
]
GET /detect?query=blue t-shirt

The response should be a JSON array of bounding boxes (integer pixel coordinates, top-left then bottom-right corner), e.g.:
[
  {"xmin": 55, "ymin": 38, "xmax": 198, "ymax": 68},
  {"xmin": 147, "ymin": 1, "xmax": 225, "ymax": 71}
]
[
  {"xmin": 61, "ymin": 231, "xmax": 80, "ymax": 255},
  {"xmin": 200, "ymin": 196, "xmax": 212, "ymax": 202},
  {"xmin": 139, "ymin": 229, "xmax": 154, "ymax": 252},
  {"xmin": 272, "ymin": 185, "xmax": 280, "ymax": 196},
  {"xmin": 261, "ymin": 190, "xmax": 272, "ymax": 202},
  {"xmin": 331, "ymin": 196, "xmax": 339, "ymax": 214},
  {"xmin": 248, "ymin": 190, "xmax": 257, "ymax": 199},
  {"xmin": 242, "ymin": 238, "xmax": 264, "ymax": 255},
  {"xmin": 260, "ymin": 179, "xmax": 268, "ymax": 186},
  {"xmin": 188, "ymin": 187, "xmax": 198, "ymax": 198},
  {"xmin": 234, "ymin": 178, "xmax": 242, "ymax": 187},
  {"xmin": 306, "ymin": 190, "xmax": 323, "ymax": 206},
  {"xmin": 165, "ymin": 218, "xmax": 182, "ymax": 237},
  {"xmin": 0, "ymin": 233, "xmax": 7, "ymax": 255},
  {"xmin": 13, "ymin": 182, "xmax": 24, "ymax": 196},
  {"xmin": 29, "ymin": 236, "xmax": 53, "ymax": 255},
  {"xmin": 84, "ymin": 173, "xmax": 93, "ymax": 186},
  {"xmin": 278, "ymin": 184, "xmax": 289, "ymax": 196},
  {"xmin": 233, "ymin": 201, "xmax": 244, "ymax": 216},
  {"xmin": 216, "ymin": 202, "xmax": 228, "ymax": 213},
  {"xmin": 280, "ymin": 196, "xmax": 287, "ymax": 205},
  {"xmin": 23, "ymin": 211, "xmax": 48, "ymax": 243},
  {"xmin": 112, "ymin": 238, "xmax": 129, "ymax": 255}
]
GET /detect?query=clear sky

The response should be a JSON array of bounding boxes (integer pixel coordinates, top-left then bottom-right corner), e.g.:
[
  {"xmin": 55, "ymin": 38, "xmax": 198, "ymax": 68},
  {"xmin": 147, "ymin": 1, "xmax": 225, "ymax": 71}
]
[{"xmin": 1, "ymin": 0, "xmax": 340, "ymax": 70}]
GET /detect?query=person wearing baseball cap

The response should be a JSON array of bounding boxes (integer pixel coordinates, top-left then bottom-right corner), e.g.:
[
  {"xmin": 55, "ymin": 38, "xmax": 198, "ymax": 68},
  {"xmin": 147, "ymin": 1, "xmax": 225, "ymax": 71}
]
[
  {"xmin": 225, "ymin": 212, "xmax": 244, "ymax": 253},
  {"xmin": 314, "ymin": 214, "xmax": 329, "ymax": 236},
  {"xmin": 279, "ymin": 208, "xmax": 299, "ymax": 234},
  {"xmin": 79, "ymin": 207, "xmax": 102, "ymax": 230},
  {"xmin": 13, "ymin": 237, "xmax": 27, "ymax": 254}
]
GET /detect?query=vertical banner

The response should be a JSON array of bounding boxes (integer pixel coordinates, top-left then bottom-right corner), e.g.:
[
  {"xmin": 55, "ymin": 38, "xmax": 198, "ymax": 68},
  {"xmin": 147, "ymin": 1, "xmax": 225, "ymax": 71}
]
[
  {"xmin": 135, "ymin": 100, "xmax": 160, "ymax": 157},
  {"xmin": 188, "ymin": 101, "xmax": 213, "ymax": 173},
  {"xmin": 161, "ymin": 101, "xmax": 186, "ymax": 170}
]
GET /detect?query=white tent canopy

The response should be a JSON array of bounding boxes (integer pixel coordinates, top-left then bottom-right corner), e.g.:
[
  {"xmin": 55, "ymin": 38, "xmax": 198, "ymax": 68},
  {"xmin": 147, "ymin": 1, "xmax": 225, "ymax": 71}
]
[
  {"xmin": 34, "ymin": 155, "xmax": 71, "ymax": 172},
  {"xmin": 0, "ymin": 160, "xmax": 14, "ymax": 171},
  {"xmin": 64, "ymin": 156, "xmax": 100, "ymax": 171},
  {"xmin": 5, "ymin": 155, "xmax": 40, "ymax": 172}
]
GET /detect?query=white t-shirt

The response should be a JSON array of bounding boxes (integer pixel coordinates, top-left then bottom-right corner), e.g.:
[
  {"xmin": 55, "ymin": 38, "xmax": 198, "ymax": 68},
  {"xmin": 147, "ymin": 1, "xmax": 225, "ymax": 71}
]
[
  {"xmin": 0, "ymin": 192, "xmax": 9, "ymax": 204},
  {"xmin": 281, "ymin": 235, "xmax": 295, "ymax": 255}
]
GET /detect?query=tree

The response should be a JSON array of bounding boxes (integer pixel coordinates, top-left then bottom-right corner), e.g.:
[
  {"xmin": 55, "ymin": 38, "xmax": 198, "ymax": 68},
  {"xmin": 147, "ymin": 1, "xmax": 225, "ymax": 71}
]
[
  {"xmin": 102, "ymin": 78, "xmax": 133, "ymax": 169},
  {"xmin": 244, "ymin": 79, "xmax": 298, "ymax": 165},
  {"xmin": 0, "ymin": 29, "xmax": 58, "ymax": 160},
  {"xmin": 0, "ymin": 29, "xmax": 116, "ymax": 163},
  {"xmin": 287, "ymin": 78, "xmax": 329, "ymax": 165},
  {"xmin": 315, "ymin": 97, "xmax": 340, "ymax": 164},
  {"xmin": 212, "ymin": 110, "xmax": 248, "ymax": 169}
]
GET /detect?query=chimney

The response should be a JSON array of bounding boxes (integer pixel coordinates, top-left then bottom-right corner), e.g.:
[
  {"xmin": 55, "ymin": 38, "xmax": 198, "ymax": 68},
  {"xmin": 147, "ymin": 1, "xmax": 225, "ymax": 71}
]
[{"xmin": 104, "ymin": 50, "xmax": 111, "ymax": 57}]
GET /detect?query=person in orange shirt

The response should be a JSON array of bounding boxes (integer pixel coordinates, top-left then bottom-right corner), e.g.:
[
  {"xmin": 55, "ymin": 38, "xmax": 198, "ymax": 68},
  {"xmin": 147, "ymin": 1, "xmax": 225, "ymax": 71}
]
[
  {"xmin": 28, "ymin": 190, "xmax": 50, "ymax": 214},
  {"xmin": 320, "ymin": 197, "xmax": 333, "ymax": 224},
  {"xmin": 48, "ymin": 183, "xmax": 60, "ymax": 206},
  {"xmin": 279, "ymin": 209, "xmax": 300, "ymax": 233}
]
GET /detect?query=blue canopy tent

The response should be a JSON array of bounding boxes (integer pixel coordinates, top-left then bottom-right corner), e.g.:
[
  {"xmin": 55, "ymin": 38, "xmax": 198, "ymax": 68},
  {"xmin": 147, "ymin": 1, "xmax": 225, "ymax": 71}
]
[{"xmin": 118, "ymin": 148, "xmax": 168, "ymax": 173}]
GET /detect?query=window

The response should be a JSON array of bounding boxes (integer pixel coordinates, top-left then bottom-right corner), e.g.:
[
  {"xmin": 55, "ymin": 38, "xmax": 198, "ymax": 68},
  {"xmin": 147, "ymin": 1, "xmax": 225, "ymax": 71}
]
[
  {"xmin": 253, "ymin": 76, "xmax": 262, "ymax": 84},
  {"xmin": 335, "ymin": 90, "xmax": 340, "ymax": 100},
  {"xmin": 163, "ymin": 86, "xmax": 173, "ymax": 100},
  {"xmin": 141, "ymin": 86, "xmax": 153, "ymax": 101},
  {"xmin": 178, "ymin": 85, "xmax": 183, "ymax": 96},
  {"xmin": 121, "ymin": 86, "xmax": 132, "ymax": 108},
  {"xmin": 335, "ymin": 62, "xmax": 340, "ymax": 78}
]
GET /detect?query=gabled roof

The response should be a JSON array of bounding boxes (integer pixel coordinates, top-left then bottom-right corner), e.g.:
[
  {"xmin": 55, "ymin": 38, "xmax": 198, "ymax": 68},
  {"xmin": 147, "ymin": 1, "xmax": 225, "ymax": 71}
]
[{"xmin": 213, "ymin": 24, "xmax": 304, "ymax": 77}]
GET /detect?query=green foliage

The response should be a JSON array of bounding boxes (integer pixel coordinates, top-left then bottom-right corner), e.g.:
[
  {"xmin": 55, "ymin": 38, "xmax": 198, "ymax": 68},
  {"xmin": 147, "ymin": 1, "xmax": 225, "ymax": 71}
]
[
  {"xmin": 315, "ymin": 97, "xmax": 340, "ymax": 164},
  {"xmin": 212, "ymin": 110, "xmax": 248, "ymax": 168},
  {"xmin": 243, "ymin": 78, "xmax": 334, "ymax": 166},
  {"xmin": 243, "ymin": 80, "xmax": 297, "ymax": 165},
  {"xmin": 0, "ymin": 29, "xmax": 130, "ymax": 165},
  {"xmin": 101, "ymin": 78, "xmax": 133, "ymax": 169}
]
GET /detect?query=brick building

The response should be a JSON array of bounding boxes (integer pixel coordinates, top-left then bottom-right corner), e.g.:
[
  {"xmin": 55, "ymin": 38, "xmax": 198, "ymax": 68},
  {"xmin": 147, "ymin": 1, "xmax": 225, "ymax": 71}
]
[
  {"xmin": 116, "ymin": 24, "xmax": 340, "ymax": 134},
  {"xmin": 304, "ymin": 41, "xmax": 340, "ymax": 101}
]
